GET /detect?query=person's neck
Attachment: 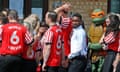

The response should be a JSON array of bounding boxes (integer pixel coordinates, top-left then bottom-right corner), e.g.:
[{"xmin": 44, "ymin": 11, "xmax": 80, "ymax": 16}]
[
  {"xmin": 49, "ymin": 22, "xmax": 56, "ymax": 27},
  {"xmin": 62, "ymin": 14, "xmax": 68, "ymax": 18},
  {"xmin": 9, "ymin": 20, "xmax": 17, "ymax": 23}
]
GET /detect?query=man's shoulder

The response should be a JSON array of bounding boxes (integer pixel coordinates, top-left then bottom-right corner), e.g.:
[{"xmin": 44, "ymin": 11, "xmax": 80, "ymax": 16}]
[
  {"xmin": 4, "ymin": 23, "xmax": 27, "ymax": 31},
  {"xmin": 50, "ymin": 25, "xmax": 61, "ymax": 30},
  {"xmin": 4, "ymin": 22, "xmax": 23, "ymax": 26},
  {"xmin": 77, "ymin": 28, "xmax": 86, "ymax": 35},
  {"xmin": 45, "ymin": 26, "xmax": 61, "ymax": 35},
  {"xmin": 15, "ymin": 23, "xmax": 26, "ymax": 29}
]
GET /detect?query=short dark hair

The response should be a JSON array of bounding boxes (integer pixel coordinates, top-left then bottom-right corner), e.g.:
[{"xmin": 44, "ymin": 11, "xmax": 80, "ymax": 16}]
[
  {"xmin": 40, "ymin": 22, "xmax": 49, "ymax": 28},
  {"xmin": 47, "ymin": 11, "xmax": 57, "ymax": 22},
  {"xmin": 72, "ymin": 13, "xmax": 82, "ymax": 20},
  {"xmin": 0, "ymin": 12, "xmax": 8, "ymax": 24},
  {"xmin": 0, "ymin": 12, "xmax": 5, "ymax": 19},
  {"xmin": 8, "ymin": 9, "xmax": 18, "ymax": 20},
  {"xmin": 2, "ymin": 8, "xmax": 10, "ymax": 16}
]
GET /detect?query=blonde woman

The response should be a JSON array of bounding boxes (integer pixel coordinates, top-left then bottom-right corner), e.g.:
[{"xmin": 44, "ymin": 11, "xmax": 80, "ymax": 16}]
[
  {"xmin": 27, "ymin": 14, "xmax": 40, "ymax": 36},
  {"xmin": 22, "ymin": 14, "xmax": 41, "ymax": 72},
  {"xmin": 24, "ymin": 14, "xmax": 40, "ymax": 36}
]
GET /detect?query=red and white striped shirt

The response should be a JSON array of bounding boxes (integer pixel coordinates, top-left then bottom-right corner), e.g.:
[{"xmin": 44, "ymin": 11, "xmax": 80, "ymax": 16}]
[
  {"xmin": 61, "ymin": 17, "xmax": 72, "ymax": 56},
  {"xmin": 61, "ymin": 17, "xmax": 71, "ymax": 29},
  {"xmin": 44, "ymin": 30, "xmax": 53, "ymax": 43},
  {"xmin": 104, "ymin": 32, "xmax": 119, "ymax": 52},
  {"xmin": 41, "ymin": 29, "xmax": 53, "ymax": 48},
  {"xmin": 25, "ymin": 31, "xmax": 33, "ymax": 44},
  {"xmin": 0, "ymin": 25, "xmax": 3, "ymax": 41},
  {"xmin": 0, "ymin": 22, "xmax": 33, "ymax": 55},
  {"xmin": 41, "ymin": 25, "xmax": 63, "ymax": 66}
]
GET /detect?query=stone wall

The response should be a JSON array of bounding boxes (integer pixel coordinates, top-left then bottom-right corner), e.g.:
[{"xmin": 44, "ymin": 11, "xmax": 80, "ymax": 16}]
[{"xmin": 49, "ymin": 0, "xmax": 108, "ymax": 31}]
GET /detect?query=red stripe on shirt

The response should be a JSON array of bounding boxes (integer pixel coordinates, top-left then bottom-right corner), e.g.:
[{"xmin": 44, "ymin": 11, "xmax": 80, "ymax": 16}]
[
  {"xmin": 117, "ymin": 33, "xmax": 120, "ymax": 52},
  {"xmin": 45, "ymin": 30, "xmax": 53, "ymax": 43},
  {"xmin": 0, "ymin": 27, "xmax": 3, "ymax": 41},
  {"xmin": 104, "ymin": 32, "xmax": 115, "ymax": 44},
  {"xmin": 25, "ymin": 31, "xmax": 33, "ymax": 44},
  {"xmin": 62, "ymin": 18, "xmax": 71, "ymax": 29}
]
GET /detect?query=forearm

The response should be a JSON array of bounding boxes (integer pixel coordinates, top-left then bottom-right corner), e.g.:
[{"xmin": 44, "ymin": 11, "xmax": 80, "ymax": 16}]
[
  {"xmin": 36, "ymin": 51, "xmax": 43, "ymax": 62},
  {"xmin": 99, "ymin": 33, "xmax": 105, "ymax": 43},
  {"xmin": 39, "ymin": 53, "xmax": 43, "ymax": 60},
  {"xmin": 54, "ymin": 6, "xmax": 64, "ymax": 13},
  {"xmin": 115, "ymin": 53, "xmax": 120, "ymax": 62},
  {"xmin": 43, "ymin": 45, "xmax": 51, "ymax": 64},
  {"xmin": 62, "ymin": 43, "xmax": 65, "ymax": 60}
]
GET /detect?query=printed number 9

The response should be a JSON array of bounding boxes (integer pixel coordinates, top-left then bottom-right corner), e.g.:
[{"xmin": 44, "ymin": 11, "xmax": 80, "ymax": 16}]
[{"xmin": 10, "ymin": 31, "xmax": 20, "ymax": 45}]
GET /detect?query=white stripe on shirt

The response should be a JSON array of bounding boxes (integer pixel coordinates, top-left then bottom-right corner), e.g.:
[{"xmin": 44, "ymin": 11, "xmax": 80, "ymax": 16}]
[{"xmin": 25, "ymin": 31, "xmax": 33, "ymax": 44}]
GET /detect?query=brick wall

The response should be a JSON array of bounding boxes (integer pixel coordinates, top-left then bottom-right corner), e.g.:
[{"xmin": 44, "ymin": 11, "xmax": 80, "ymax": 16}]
[{"xmin": 49, "ymin": 0, "xmax": 108, "ymax": 31}]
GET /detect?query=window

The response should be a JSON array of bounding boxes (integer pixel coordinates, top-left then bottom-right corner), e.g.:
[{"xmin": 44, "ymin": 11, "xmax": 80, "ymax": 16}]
[
  {"xmin": 9, "ymin": 0, "xmax": 24, "ymax": 19},
  {"xmin": 32, "ymin": 0, "xmax": 43, "ymax": 21}
]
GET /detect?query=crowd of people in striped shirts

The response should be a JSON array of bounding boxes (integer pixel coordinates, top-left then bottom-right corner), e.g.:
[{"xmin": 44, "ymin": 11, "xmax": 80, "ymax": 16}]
[{"xmin": 0, "ymin": 2, "xmax": 119, "ymax": 72}]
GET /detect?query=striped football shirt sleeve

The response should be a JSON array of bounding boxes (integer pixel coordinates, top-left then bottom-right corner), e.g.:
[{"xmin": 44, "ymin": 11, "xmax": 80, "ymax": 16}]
[
  {"xmin": 104, "ymin": 32, "xmax": 115, "ymax": 44},
  {"xmin": 0, "ymin": 26, "xmax": 3, "ymax": 41},
  {"xmin": 25, "ymin": 30, "xmax": 33, "ymax": 44},
  {"xmin": 44, "ymin": 30, "xmax": 53, "ymax": 43}
]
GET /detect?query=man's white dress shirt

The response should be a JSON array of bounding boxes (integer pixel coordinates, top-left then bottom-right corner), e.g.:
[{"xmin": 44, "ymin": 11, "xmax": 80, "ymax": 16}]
[{"xmin": 68, "ymin": 25, "xmax": 88, "ymax": 59}]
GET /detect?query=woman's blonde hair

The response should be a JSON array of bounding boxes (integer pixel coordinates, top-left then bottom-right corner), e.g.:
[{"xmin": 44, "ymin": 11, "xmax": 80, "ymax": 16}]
[{"xmin": 24, "ymin": 14, "xmax": 40, "ymax": 35}]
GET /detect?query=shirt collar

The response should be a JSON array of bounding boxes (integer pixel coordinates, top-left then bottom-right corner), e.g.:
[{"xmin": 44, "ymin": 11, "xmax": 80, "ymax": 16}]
[{"xmin": 73, "ymin": 25, "xmax": 82, "ymax": 30}]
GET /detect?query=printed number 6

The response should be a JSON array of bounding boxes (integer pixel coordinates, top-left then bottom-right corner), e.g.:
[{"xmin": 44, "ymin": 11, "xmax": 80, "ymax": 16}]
[
  {"xmin": 57, "ymin": 35, "xmax": 62, "ymax": 49},
  {"xmin": 10, "ymin": 31, "xmax": 20, "ymax": 45}
]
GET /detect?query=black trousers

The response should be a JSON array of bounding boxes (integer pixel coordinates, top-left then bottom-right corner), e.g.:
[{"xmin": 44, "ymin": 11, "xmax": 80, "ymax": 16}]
[
  {"xmin": 58, "ymin": 66, "xmax": 68, "ymax": 72},
  {"xmin": 102, "ymin": 50, "xmax": 116, "ymax": 72},
  {"xmin": 68, "ymin": 57, "xmax": 87, "ymax": 72},
  {"xmin": 21, "ymin": 59, "xmax": 37, "ymax": 72},
  {"xmin": 58, "ymin": 56, "xmax": 68, "ymax": 72},
  {"xmin": 46, "ymin": 66, "xmax": 59, "ymax": 72},
  {"xmin": 0, "ymin": 55, "xmax": 22, "ymax": 72}
]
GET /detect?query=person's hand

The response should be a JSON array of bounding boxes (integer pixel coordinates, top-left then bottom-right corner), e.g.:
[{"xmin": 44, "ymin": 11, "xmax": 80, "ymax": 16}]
[
  {"xmin": 113, "ymin": 60, "xmax": 118, "ymax": 72},
  {"xmin": 54, "ymin": 3, "xmax": 71, "ymax": 14},
  {"xmin": 27, "ymin": 46, "xmax": 33, "ymax": 58},
  {"xmin": 62, "ymin": 59, "xmax": 69, "ymax": 68},
  {"xmin": 42, "ymin": 63, "xmax": 46, "ymax": 72},
  {"xmin": 101, "ymin": 43, "xmax": 108, "ymax": 50},
  {"xmin": 62, "ymin": 3, "xmax": 71, "ymax": 11},
  {"xmin": 113, "ymin": 60, "xmax": 119, "ymax": 69}
]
